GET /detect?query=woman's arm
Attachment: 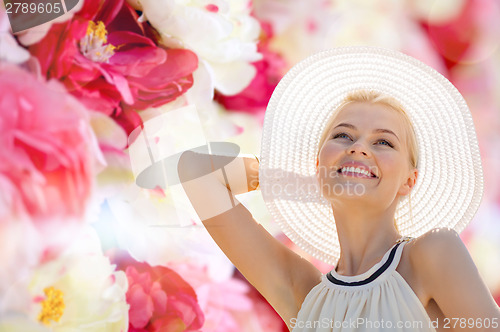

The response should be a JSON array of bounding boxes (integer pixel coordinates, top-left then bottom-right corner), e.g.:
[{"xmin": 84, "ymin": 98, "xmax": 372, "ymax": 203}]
[
  {"xmin": 412, "ymin": 228, "xmax": 500, "ymax": 331},
  {"xmin": 177, "ymin": 151, "xmax": 322, "ymax": 324}
]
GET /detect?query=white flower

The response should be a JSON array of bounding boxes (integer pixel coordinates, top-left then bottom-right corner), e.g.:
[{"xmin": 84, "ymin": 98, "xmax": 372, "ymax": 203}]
[
  {"xmin": 96, "ymin": 181, "xmax": 236, "ymax": 282},
  {"xmin": 0, "ymin": 314, "xmax": 51, "ymax": 332},
  {"xmin": 128, "ymin": 0, "xmax": 263, "ymax": 95},
  {"xmin": 408, "ymin": 0, "xmax": 467, "ymax": 24},
  {"xmin": 1, "ymin": 225, "xmax": 129, "ymax": 332},
  {"xmin": 0, "ymin": 9, "xmax": 30, "ymax": 63},
  {"xmin": 252, "ymin": 0, "xmax": 446, "ymax": 73}
]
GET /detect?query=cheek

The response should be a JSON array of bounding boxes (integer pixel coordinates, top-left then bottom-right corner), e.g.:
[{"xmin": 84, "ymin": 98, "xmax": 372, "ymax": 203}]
[
  {"xmin": 318, "ymin": 143, "xmax": 342, "ymax": 165},
  {"xmin": 378, "ymin": 154, "xmax": 406, "ymax": 178},
  {"xmin": 321, "ymin": 141, "xmax": 343, "ymax": 156}
]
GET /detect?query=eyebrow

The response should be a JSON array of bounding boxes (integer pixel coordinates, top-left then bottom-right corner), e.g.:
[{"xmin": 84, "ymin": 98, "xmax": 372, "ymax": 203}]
[{"xmin": 332, "ymin": 123, "xmax": 400, "ymax": 142}]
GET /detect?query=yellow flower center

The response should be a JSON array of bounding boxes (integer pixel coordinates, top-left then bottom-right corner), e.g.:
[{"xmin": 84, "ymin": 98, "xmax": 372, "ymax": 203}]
[
  {"xmin": 38, "ymin": 286, "xmax": 65, "ymax": 326},
  {"xmin": 80, "ymin": 21, "xmax": 116, "ymax": 63}
]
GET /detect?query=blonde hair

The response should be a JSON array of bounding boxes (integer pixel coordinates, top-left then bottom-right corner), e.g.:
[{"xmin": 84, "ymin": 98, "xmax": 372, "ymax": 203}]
[{"xmin": 316, "ymin": 90, "xmax": 419, "ymax": 232}]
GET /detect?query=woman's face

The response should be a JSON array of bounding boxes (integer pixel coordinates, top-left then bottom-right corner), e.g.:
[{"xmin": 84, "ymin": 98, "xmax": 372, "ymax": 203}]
[{"xmin": 316, "ymin": 102, "xmax": 417, "ymax": 206}]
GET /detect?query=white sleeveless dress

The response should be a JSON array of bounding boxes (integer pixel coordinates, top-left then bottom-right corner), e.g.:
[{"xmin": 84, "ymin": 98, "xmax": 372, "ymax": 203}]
[{"xmin": 292, "ymin": 237, "xmax": 436, "ymax": 331}]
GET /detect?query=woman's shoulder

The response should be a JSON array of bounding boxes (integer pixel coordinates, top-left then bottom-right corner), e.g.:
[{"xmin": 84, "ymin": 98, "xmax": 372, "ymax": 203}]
[
  {"xmin": 398, "ymin": 228, "xmax": 467, "ymax": 307},
  {"xmin": 405, "ymin": 227, "xmax": 469, "ymax": 284},
  {"xmin": 405, "ymin": 228, "xmax": 500, "ymax": 320},
  {"xmin": 407, "ymin": 227, "xmax": 464, "ymax": 260}
]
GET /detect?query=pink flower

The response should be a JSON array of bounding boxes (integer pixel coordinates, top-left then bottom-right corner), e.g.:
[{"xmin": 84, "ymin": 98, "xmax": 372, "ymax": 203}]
[
  {"xmin": 214, "ymin": 20, "xmax": 286, "ymax": 122},
  {"xmin": 233, "ymin": 270, "xmax": 289, "ymax": 332},
  {"xmin": 166, "ymin": 262, "xmax": 252, "ymax": 331},
  {"xmin": 167, "ymin": 261, "xmax": 288, "ymax": 332},
  {"xmin": 0, "ymin": 64, "xmax": 99, "ymax": 223},
  {"xmin": 111, "ymin": 250, "xmax": 204, "ymax": 331},
  {"xmin": 420, "ymin": 0, "xmax": 500, "ymax": 68},
  {"xmin": 28, "ymin": 0, "xmax": 198, "ymax": 135}
]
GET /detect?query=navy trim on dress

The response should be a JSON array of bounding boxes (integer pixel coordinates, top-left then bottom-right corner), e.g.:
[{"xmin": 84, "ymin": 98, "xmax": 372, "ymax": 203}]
[{"xmin": 326, "ymin": 242, "xmax": 402, "ymax": 286}]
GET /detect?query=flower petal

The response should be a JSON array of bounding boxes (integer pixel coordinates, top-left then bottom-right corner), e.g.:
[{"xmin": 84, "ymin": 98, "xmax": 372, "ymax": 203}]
[{"xmin": 127, "ymin": 284, "xmax": 154, "ymax": 328}]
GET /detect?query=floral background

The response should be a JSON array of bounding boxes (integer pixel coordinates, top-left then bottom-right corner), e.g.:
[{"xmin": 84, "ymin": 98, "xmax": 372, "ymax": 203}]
[{"xmin": 1, "ymin": 0, "xmax": 499, "ymax": 331}]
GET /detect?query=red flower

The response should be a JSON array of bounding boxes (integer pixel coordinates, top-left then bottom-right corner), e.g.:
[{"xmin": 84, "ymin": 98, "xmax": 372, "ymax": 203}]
[
  {"xmin": 111, "ymin": 250, "xmax": 204, "ymax": 331},
  {"xmin": 28, "ymin": 0, "xmax": 198, "ymax": 135}
]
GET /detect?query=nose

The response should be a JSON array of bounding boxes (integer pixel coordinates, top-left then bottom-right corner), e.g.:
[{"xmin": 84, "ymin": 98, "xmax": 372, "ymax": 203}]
[{"xmin": 348, "ymin": 141, "xmax": 370, "ymax": 157}]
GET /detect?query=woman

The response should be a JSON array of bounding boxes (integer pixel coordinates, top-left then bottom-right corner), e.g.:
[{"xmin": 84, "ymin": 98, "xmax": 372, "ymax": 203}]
[{"xmin": 178, "ymin": 47, "xmax": 500, "ymax": 331}]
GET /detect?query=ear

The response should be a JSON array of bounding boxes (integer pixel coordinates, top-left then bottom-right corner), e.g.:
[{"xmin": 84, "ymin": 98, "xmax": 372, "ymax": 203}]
[{"xmin": 399, "ymin": 168, "xmax": 418, "ymax": 196}]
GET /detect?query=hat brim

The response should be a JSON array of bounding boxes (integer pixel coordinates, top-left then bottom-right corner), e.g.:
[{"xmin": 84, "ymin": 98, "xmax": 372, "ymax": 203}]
[{"xmin": 259, "ymin": 46, "xmax": 484, "ymax": 265}]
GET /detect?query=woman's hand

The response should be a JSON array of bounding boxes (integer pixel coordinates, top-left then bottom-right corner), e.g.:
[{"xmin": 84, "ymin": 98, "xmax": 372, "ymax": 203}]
[{"xmin": 178, "ymin": 151, "xmax": 259, "ymax": 195}]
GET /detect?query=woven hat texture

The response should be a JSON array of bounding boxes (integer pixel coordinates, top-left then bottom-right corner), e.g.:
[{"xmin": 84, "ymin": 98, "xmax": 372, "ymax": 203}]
[{"xmin": 259, "ymin": 46, "xmax": 484, "ymax": 265}]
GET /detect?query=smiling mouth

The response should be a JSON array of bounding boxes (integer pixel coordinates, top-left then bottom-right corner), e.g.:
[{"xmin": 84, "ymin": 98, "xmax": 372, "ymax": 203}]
[{"xmin": 336, "ymin": 167, "xmax": 378, "ymax": 178}]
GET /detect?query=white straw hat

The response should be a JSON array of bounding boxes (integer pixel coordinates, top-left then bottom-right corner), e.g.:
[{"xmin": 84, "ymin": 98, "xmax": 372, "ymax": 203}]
[{"xmin": 259, "ymin": 46, "xmax": 484, "ymax": 265}]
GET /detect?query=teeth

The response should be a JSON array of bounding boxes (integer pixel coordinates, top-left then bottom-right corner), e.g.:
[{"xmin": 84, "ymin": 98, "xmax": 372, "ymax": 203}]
[{"xmin": 341, "ymin": 166, "xmax": 373, "ymax": 177}]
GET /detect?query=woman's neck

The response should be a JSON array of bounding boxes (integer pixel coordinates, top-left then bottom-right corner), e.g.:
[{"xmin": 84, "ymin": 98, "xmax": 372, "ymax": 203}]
[{"xmin": 332, "ymin": 202, "xmax": 401, "ymax": 276}]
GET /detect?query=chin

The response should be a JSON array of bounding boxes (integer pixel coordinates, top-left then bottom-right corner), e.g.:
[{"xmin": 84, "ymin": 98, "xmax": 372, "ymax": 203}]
[{"xmin": 320, "ymin": 185, "xmax": 371, "ymax": 201}]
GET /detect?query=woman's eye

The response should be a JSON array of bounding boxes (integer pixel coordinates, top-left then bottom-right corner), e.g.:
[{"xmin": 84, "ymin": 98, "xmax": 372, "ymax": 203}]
[
  {"xmin": 332, "ymin": 133, "xmax": 394, "ymax": 148},
  {"xmin": 377, "ymin": 139, "xmax": 394, "ymax": 147},
  {"xmin": 332, "ymin": 133, "xmax": 350, "ymax": 139}
]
